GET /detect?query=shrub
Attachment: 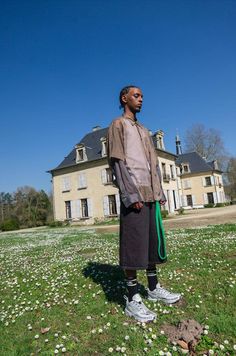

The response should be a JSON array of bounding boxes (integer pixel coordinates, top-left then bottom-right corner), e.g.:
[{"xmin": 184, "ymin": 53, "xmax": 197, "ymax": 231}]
[
  {"xmin": 215, "ymin": 203, "xmax": 225, "ymax": 207},
  {"xmin": 204, "ymin": 203, "xmax": 214, "ymax": 208},
  {"xmin": 161, "ymin": 209, "xmax": 169, "ymax": 219},
  {"xmin": 1, "ymin": 218, "xmax": 20, "ymax": 231},
  {"xmin": 177, "ymin": 207, "xmax": 185, "ymax": 215},
  {"xmin": 94, "ymin": 217, "xmax": 119, "ymax": 225},
  {"xmin": 47, "ymin": 220, "xmax": 64, "ymax": 228}
]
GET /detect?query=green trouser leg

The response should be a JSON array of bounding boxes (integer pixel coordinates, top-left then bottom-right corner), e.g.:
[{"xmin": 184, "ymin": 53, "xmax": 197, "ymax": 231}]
[{"xmin": 155, "ymin": 201, "xmax": 167, "ymax": 260}]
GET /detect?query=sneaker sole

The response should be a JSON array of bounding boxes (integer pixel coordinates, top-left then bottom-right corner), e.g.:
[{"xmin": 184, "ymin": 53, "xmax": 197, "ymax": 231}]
[
  {"xmin": 147, "ymin": 295, "xmax": 181, "ymax": 304},
  {"xmin": 125, "ymin": 309, "xmax": 155, "ymax": 322}
]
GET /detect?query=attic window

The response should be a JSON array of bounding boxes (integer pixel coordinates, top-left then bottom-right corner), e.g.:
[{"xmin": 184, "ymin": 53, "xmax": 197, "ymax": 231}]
[
  {"xmin": 155, "ymin": 130, "xmax": 165, "ymax": 150},
  {"xmin": 100, "ymin": 137, "xmax": 107, "ymax": 157},
  {"xmin": 182, "ymin": 163, "xmax": 190, "ymax": 173},
  {"xmin": 78, "ymin": 149, "xmax": 84, "ymax": 161},
  {"xmin": 76, "ymin": 144, "xmax": 87, "ymax": 163}
]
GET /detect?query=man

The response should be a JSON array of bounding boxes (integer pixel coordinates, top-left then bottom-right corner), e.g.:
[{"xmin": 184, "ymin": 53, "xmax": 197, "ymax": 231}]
[{"xmin": 107, "ymin": 85, "xmax": 181, "ymax": 322}]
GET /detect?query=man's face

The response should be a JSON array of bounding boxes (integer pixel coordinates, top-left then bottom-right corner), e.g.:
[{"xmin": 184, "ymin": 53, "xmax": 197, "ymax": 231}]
[{"xmin": 122, "ymin": 87, "xmax": 143, "ymax": 113}]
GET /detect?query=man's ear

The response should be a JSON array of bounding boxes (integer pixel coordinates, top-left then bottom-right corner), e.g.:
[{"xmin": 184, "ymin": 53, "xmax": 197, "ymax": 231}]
[{"xmin": 121, "ymin": 94, "xmax": 127, "ymax": 105}]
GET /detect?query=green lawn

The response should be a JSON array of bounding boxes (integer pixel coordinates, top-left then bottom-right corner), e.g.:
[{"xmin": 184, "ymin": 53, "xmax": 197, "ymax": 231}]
[{"xmin": 0, "ymin": 224, "xmax": 235, "ymax": 355}]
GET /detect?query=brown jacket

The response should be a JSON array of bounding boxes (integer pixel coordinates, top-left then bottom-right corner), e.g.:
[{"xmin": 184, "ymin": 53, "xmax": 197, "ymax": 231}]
[{"xmin": 107, "ymin": 116, "xmax": 165, "ymax": 207}]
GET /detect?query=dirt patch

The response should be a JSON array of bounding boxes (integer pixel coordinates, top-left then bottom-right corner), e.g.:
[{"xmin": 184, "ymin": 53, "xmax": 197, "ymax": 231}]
[{"xmin": 162, "ymin": 319, "xmax": 203, "ymax": 353}]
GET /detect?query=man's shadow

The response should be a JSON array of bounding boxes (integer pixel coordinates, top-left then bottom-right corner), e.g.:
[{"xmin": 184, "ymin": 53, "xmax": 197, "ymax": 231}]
[{"xmin": 82, "ymin": 262, "xmax": 146, "ymax": 306}]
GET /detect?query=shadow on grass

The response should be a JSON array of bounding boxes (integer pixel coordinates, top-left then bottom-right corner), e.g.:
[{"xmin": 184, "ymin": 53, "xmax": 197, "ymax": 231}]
[
  {"xmin": 82, "ymin": 262, "xmax": 126, "ymax": 305},
  {"xmin": 83, "ymin": 262, "xmax": 148, "ymax": 306}
]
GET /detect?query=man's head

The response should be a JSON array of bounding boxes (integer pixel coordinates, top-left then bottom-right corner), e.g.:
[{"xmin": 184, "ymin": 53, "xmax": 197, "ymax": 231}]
[{"xmin": 119, "ymin": 85, "xmax": 143, "ymax": 114}]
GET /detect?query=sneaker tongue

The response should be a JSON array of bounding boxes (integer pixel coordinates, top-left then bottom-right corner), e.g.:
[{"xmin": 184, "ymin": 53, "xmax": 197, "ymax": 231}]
[{"xmin": 132, "ymin": 294, "xmax": 142, "ymax": 303}]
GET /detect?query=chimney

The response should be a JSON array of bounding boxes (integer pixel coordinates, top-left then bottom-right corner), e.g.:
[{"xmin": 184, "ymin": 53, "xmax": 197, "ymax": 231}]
[
  {"xmin": 175, "ymin": 134, "xmax": 182, "ymax": 155},
  {"xmin": 92, "ymin": 126, "xmax": 101, "ymax": 132}
]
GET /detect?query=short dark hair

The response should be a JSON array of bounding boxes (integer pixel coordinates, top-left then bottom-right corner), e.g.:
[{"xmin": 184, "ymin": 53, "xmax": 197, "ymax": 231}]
[{"xmin": 119, "ymin": 85, "xmax": 140, "ymax": 108}]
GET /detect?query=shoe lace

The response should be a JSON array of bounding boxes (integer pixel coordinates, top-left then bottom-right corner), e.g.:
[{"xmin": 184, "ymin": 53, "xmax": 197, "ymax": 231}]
[
  {"xmin": 132, "ymin": 301, "xmax": 146, "ymax": 311},
  {"xmin": 156, "ymin": 286, "xmax": 172, "ymax": 297}
]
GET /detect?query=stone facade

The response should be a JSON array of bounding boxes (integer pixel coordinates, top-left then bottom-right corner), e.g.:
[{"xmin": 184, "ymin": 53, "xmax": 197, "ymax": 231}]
[{"xmin": 49, "ymin": 127, "xmax": 226, "ymax": 223}]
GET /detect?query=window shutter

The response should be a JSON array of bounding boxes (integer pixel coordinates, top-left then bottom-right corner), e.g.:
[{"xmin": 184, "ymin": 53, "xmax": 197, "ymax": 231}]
[
  {"xmin": 115, "ymin": 194, "xmax": 120, "ymax": 214},
  {"xmin": 103, "ymin": 196, "xmax": 109, "ymax": 216},
  {"xmin": 183, "ymin": 196, "xmax": 187, "ymax": 206},
  {"xmin": 210, "ymin": 176, "xmax": 214, "ymax": 185},
  {"xmin": 174, "ymin": 190, "xmax": 180, "ymax": 209},
  {"xmin": 181, "ymin": 195, "xmax": 187, "ymax": 207},
  {"xmin": 101, "ymin": 169, "xmax": 107, "ymax": 184},
  {"xmin": 192, "ymin": 195, "xmax": 196, "ymax": 206},
  {"xmin": 202, "ymin": 177, "xmax": 205, "ymax": 187},
  {"xmin": 75, "ymin": 199, "xmax": 81, "ymax": 218},
  {"xmin": 62, "ymin": 176, "xmax": 70, "ymax": 191},
  {"xmin": 87, "ymin": 198, "xmax": 92, "ymax": 217},
  {"xmin": 78, "ymin": 174, "xmax": 82, "ymax": 189},
  {"xmin": 213, "ymin": 192, "xmax": 217, "ymax": 204},
  {"xmin": 78, "ymin": 173, "xmax": 87, "ymax": 188},
  {"xmin": 82, "ymin": 173, "xmax": 87, "ymax": 188},
  {"xmin": 71, "ymin": 200, "xmax": 76, "ymax": 219},
  {"xmin": 203, "ymin": 193, "xmax": 208, "ymax": 204}
]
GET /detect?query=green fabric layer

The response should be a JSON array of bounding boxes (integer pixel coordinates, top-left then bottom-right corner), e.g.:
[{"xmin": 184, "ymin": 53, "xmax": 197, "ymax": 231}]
[{"xmin": 155, "ymin": 201, "xmax": 167, "ymax": 260}]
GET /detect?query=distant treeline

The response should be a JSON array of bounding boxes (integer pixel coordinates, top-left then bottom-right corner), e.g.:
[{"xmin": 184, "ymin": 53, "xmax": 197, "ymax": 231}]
[{"xmin": 0, "ymin": 186, "xmax": 53, "ymax": 231}]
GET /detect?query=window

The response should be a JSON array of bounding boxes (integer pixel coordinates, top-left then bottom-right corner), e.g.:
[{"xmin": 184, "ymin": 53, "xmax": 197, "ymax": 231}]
[
  {"xmin": 75, "ymin": 144, "xmax": 87, "ymax": 163},
  {"xmin": 77, "ymin": 149, "xmax": 84, "ymax": 161},
  {"xmin": 62, "ymin": 176, "xmax": 71, "ymax": 192},
  {"xmin": 109, "ymin": 195, "xmax": 117, "ymax": 215},
  {"xmin": 170, "ymin": 165, "xmax": 175, "ymax": 179},
  {"xmin": 155, "ymin": 131, "xmax": 165, "ymax": 150},
  {"xmin": 65, "ymin": 201, "xmax": 71, "ymax": 219},
  {"xmin": 161, "ymin": 163, "xmax": 166, "ymax": 175},
  {"xmin": 183, "ymin": 165, "xmax": 189, "ymax": 173},
  {"xmin": 207, "ymin": 192, "xmax": 214, "ymax": 204},
  {"xmin": 183, "ymin": 179, "xmax": 191, "ymax": 189},
  {"xmin": 103, "ymin": 194, "xmax": 120, "ymax": 216},
  {"xmin": 180, "ymin": 163, "xmax": 190, "ymax": 174},
  {"xmin": 101, "ymin": 168, "xmax": 113, "ymax": 184},
  {"xmin": 205, "ymin": 177, "xmax": 212, "ymax": 186},
  {"xmin": 161, "ymin": 163, "xmax": 170, "ymax": 181},
  {"xmin": 186, "ymin": 195, "xmax": 193, "ymax": 206},
  {"xmin": 81, "ymin": 199, "xmax": 89, "ymax": 218},
  {"xmin": 100, "ymin": 137, "xmax": 107, "ymax": 156},
  {"xmin": 78, "ymin": 173, "xmax": 87, "ymax": 189}
]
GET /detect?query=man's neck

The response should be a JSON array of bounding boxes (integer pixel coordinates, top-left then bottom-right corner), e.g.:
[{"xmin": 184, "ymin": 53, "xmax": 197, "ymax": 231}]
[{"xmin": 123, "ymin": 109, "xmax": 136, "ymax": 121}]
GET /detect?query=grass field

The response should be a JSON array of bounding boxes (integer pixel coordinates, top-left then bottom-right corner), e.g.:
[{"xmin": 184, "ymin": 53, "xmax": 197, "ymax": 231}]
[{"xmin": 0, "ymin": 224, "xmax": 236, "ymax": 355}]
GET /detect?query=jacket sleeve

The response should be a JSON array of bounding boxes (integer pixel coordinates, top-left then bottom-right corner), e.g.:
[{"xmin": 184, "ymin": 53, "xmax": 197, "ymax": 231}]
[
  {"xmin": 111, "ymin": 159, "xmax": 142, "ymax": 208},
  {"xmin": 156, "ymin": 164, "xmax": 167, "ymax": 202}
]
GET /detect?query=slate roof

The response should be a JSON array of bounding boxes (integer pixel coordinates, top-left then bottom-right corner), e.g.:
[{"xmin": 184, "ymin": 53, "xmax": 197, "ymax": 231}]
[
  {"xmin": 176, "ymin": 152, "xmax": 220, "ymax": 173},
  {"xmin": 50, "ymin": 127, "xmax": 108, "ymax": 171},
  {"xmin": 49, "ymin": 128, "xmax": 219, "ymax": 174}
]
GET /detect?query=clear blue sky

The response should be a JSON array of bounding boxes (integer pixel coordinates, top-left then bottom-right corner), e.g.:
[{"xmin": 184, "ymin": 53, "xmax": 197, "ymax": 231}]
[{"xmin": 1, "ymin": 0, "xmax": 235, "ymax": 194}]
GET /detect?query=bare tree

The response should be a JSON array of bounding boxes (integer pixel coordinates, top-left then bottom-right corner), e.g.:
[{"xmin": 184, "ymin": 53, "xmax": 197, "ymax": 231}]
[
  {"xmin": 184, "ymin": 124, "xmax": 228, "ymax": 169},
  {"xmin": 225, "ymin": 157, "xmax": 236, "ymax": 201}
]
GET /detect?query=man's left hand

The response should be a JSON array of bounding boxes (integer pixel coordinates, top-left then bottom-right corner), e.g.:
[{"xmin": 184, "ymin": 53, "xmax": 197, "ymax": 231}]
[{"xmin": 159, "ymin": 199, "xmax": 166, "ymax": 206}]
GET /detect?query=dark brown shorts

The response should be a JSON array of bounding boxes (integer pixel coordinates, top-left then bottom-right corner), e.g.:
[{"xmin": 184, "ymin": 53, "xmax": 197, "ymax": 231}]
[{"xmin": 119, "ymin": 202, "xmax": 167, "ymax": 270}]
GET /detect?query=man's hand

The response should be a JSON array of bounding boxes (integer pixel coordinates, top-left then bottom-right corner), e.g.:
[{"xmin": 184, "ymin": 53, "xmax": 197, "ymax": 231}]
[
  {"xmin": 159, "ymin": 199, "xmax": 166, "ymax": 206},
  {"xmin": 131, "ymin": 202, "xmax": 143, "ymax": 210}
]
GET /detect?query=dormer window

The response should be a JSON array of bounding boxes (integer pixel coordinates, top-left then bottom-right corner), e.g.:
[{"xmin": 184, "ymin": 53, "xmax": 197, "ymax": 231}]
[
  {"xmin": 155, "ymin": 130, "xmax": 165, "ymax": 150},
  {"xmin": 100, "ymin": 137, "xmax": 107, "ymax": 157},
  {"xmin": 181, "ymin": 163, "xmax": 190, "ymax": 173},
  {"xmin": 76, "ymin": 143, "xmax": 87, "ymax": 163}
]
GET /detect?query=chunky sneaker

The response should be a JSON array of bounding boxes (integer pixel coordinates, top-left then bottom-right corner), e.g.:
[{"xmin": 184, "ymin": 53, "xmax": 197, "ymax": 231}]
[
  {"xmin": 124, "ymin": 293, "xmax": 156, "ymax": 322},
  {"xmin": 147, "ymin": 283, "xmax": 181, "ymax": 304}
]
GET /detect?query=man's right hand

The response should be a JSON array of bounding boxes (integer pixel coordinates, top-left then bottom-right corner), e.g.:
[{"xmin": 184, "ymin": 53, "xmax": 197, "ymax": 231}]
[{"xmin": 131, "ymin": 202, "xmax": 143, "ymax": 210}]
